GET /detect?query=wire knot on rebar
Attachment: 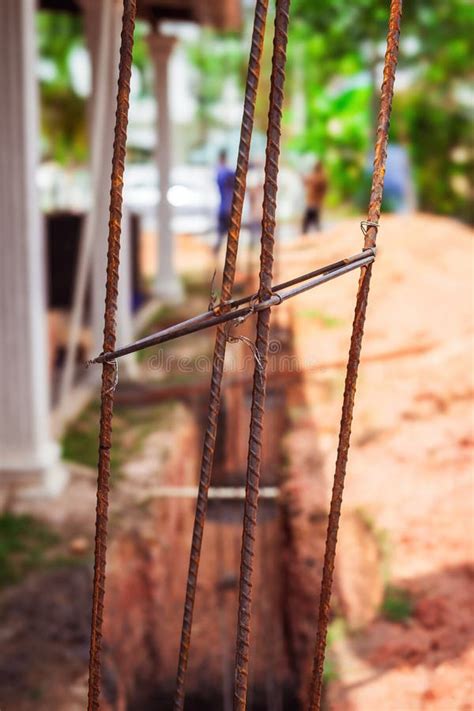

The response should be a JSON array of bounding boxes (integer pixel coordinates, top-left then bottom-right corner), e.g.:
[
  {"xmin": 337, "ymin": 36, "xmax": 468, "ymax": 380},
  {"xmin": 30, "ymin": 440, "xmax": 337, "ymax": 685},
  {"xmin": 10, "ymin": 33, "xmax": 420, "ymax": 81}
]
[
  {"xmin": 224, "ymin": 295, "xmax": 264, "ymax": 369},
  {"xmin": 360, "ymin": 220, "xmax": 380, "ymax": 237}
]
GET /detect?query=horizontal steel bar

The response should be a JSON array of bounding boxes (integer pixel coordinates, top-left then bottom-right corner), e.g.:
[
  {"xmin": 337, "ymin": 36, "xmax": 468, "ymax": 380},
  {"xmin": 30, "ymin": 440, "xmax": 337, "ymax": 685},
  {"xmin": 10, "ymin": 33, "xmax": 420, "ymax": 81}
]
[
  {"xmin": 141, "ymin": 486, "xmax": 279, "ymax": 499},
  {"xmin": 228, "ymin": 247, "xmax": 374, "ymax": 309},
  {"xmin": 89, "ymin": 251, "xmax": 375, "ymax": 365}
]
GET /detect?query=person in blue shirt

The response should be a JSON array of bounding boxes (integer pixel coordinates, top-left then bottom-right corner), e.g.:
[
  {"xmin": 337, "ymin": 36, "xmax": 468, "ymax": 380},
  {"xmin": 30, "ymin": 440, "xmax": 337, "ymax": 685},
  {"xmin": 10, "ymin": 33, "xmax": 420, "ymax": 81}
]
[
  {"xmin": 215, "ymin": 149, "xmax": 235, "ymax": 254},
  {"xmin": 383, "ymin": 144, "xmax": 415, "ymax": 213}
]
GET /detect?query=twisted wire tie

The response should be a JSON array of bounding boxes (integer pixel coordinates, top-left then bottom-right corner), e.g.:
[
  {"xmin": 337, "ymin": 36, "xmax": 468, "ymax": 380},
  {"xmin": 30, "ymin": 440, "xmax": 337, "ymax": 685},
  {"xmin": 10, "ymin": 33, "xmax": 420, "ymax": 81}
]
[{"xmin": 360, "ymin": 220, "xmax": 379, "ymax": 237}]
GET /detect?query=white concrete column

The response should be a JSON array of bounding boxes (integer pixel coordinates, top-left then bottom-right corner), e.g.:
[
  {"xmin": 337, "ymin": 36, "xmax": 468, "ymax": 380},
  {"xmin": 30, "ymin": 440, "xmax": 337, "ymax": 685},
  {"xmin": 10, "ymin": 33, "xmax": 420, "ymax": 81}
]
[
  {"xmin": 0, "ymin": 0, "xmax": 65, "ymax": 495},
  {"xmin": 148, "ymin": 32, "xmax": 184, "ymax": 303},
  {"xmin": 58, "ymin": 0, "xmax": 136, "ymax": 395},
  {"xmin": 83, "ymin": 0, "xmax": 122, "ymax": 358},
  {"xmin": 117, "ymin": 207, "xmax": 139, "ymax": 378}
]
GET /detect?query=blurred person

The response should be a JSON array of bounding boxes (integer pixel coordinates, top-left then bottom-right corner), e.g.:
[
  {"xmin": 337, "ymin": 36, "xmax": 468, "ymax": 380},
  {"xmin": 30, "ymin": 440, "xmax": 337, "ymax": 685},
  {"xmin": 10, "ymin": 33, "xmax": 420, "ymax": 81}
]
[
  {"xmin": 214, "ymin": 149, "xmax": 235, "ymax": 254},
  {"xmin": 383, "ymin": 143, "xmax": 416, "ymax": 213},
  {"xmin": 302, "ymin": 161, "xmax": 327, "ymax": 234}
]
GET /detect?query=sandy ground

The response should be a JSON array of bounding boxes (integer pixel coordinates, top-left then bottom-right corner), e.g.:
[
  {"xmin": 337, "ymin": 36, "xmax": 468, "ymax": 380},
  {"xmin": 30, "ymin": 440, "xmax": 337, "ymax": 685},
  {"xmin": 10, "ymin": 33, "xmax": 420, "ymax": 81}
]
[
  {"xmin": 2, "ymin": 213, "xmax": 473, "ymax": 710},
  {"xmin": 160, "ymin": 212, "xmax": 474, "ymax": 708},
  {"xmin": 276, "ymin": 214, "xmax": 474, "ymax": 710}
]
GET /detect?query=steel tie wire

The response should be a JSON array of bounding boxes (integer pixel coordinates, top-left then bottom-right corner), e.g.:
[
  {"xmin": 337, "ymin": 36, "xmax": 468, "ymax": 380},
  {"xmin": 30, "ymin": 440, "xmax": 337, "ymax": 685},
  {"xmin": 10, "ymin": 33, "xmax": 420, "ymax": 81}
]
[
  {"xmin": 87, "ymin": 1, "xmax": 136, "ymax": 709},
  {"xmin": 233, "ymin": 1, "xmax": 291, "ymax": 709},
  {"xmin": 173, "ymin": 2, "xmax": 269, "ymax": 708},
  {"xmin": 88, "ymin": 249, "xmax": 376, "ymax": 365},
  {"xmin": 307, "ymin": 1, "xmax": 403, "ymax": 709}
]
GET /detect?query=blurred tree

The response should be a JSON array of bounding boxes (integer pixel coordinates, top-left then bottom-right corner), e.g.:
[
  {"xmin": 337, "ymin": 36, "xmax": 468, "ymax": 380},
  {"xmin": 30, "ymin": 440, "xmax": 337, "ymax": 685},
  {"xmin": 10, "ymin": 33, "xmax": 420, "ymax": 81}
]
[
  {"xmin": 186, "ymin": 30, "xmax": 247, "ymax": 145},
  {"xmin": 37, "ymin": 12, "xmax": 87, "ymax": 164},
  {"xmin": 37, "ymin": 12, "xmax": 151, "ymax": 165},
  {"xmin": 186, "ymin": 0, "xmax": 473, "ymax": 220},
  {"xmin": 289, "ymin": 0, "xmax": 474, "ymax": 220}
]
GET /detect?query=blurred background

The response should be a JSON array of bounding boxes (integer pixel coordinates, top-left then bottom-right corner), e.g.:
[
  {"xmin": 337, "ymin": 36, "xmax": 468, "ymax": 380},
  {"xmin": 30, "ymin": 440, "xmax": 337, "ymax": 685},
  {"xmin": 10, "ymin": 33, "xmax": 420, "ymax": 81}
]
[{"xmin": 0, "ymin": 0, "xmax": 473, "ymax": 709}]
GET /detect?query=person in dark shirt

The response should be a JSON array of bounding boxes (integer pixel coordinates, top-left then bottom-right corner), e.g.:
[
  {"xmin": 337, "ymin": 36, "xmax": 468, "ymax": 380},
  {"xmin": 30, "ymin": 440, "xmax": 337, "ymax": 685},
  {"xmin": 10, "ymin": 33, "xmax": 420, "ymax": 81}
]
[
  {"xmin": 215, "ymin": 149, "xmax": 235, "ymax": 253},
  {"xmin": 302, "ymin": 161, "xmax": 327, "ymax": 233}
]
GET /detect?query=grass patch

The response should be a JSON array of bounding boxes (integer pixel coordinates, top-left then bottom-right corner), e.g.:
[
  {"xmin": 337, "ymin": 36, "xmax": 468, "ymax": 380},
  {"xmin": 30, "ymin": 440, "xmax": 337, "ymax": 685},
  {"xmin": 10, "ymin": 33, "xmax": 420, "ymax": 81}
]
[
  {"xmin": 327, "ymin": 616, "xmax": 347, "ymax": 645},
  {"xmin": 323, "ymin": 656, "xmax": 339, "ymax": 684},
  {"xmin": 354, "ymin": 506, "xmax": 391, "ymax": 582},
  {"xmin": 62, "ymin": 400, "xmax": 176, "ymax": 480},
  {"xmin": 135, "ymin": 304, "xmax": 189, "ymax": 363},
  {"xmin": 297, "ymin": 308, "xmax": 344, "ymax": 329},
  {"xmin": 322, "ymin": 617, "xmax": 347, "ymax": 683},
  {"xmin": 381, "ymin": 585, "xmax": 413, "ymax": 623},
  {"xmin": 135, "ymin": 296, "xmax": 213, "ymax": 366},
  {"xmin": 62, "ymin": 401, "xmax": 101, "ymax": 470},
  {"xmin": 0, "ymin": 513, "xmax": 59, "ymax": 587},
  {"xmin": 182, "ymin": 272, "xmax": 215, "ymax": 300}
]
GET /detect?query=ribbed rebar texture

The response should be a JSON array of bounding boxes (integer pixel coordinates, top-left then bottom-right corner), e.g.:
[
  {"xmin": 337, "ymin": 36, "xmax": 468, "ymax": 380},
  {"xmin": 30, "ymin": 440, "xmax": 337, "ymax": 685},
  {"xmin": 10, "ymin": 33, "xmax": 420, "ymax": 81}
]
[
  {"xmin": 173, "ymin": 2, "xmax": 269, "ymax": 708},
  {"xmin": 233, "ymin": 1, "xmax": 290, "ymax": 709},
  {"xmin": 87, "ymin": 2, "xmax": 136, "ymax": 709},
  {"xmin": 307, "ymin": 2, "xmax": 403, "ymax": 709}
]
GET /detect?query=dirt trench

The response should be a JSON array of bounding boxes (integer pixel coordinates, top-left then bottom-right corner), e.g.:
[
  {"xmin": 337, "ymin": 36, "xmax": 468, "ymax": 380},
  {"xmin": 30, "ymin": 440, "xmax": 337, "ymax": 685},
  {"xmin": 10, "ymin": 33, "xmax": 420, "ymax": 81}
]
[
  {"xmin": 98, "ymin": 315, "xmax": 318, "ymax": 710},
  {"xmin": 0, "ymin": 290, "xmax": 383, "ymax": 711},
  {"xmin": 100, "ymin": 307, "xmax": 383, "ymax": 711}
]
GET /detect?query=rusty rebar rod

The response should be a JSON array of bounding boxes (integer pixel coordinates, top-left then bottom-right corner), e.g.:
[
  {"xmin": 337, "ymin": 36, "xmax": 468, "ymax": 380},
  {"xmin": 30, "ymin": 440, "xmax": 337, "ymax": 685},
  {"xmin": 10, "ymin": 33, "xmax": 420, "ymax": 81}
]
[
  {"xmin": 307, "ymin": 2, "xmax": 403, "ymax": 709},
  {"xmin": 173, "ymin": 2, "xmax": 269, "ymax": 708},
  {"xmin": 89, "ymin": 250, "xmax": 374, "ymax": 365},
  {"xmin": 233, "ymin": 1, "xmax": 290, "ymax": 709},
  {"xmin": 87, "ymin": 2, "xmax": 136, "ymax": 709}
]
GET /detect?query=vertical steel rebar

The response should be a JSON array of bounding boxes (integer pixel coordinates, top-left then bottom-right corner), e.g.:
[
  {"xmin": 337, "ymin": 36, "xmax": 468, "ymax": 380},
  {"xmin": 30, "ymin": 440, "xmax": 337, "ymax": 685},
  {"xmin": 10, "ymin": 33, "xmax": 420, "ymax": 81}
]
[
  {"xmin": 87, "ymin": 2, "xmax": 136, "ymax": 709},
  {"xmin": 233, "ymin": 1, "xmax": 290, "ymax": 709},
  {"xmin": 307, "ymin": 2, "xmax": 403, "ymax": 709},
  {"xmin": 173, "ymin": 3, "xmax": 269, "ymax": 708}
]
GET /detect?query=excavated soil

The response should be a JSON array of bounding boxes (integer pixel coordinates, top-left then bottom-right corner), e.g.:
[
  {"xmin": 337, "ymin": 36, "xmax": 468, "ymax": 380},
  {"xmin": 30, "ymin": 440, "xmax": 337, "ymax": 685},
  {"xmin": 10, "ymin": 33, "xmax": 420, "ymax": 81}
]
[{"xmin": 0, "ymin": 214, "xmax": 472, "ymax": 711}]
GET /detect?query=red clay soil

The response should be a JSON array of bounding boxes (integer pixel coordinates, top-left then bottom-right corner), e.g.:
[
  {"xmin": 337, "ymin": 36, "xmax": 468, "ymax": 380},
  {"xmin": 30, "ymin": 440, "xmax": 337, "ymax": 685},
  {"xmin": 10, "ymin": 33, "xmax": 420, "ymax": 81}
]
[
  {"xmin": 1, "ymin": 214, "xmax": 472, "ymax": 711},
  {"xmin": 281, "ymin": 214, "xmax": 474, "ymax": 710}
]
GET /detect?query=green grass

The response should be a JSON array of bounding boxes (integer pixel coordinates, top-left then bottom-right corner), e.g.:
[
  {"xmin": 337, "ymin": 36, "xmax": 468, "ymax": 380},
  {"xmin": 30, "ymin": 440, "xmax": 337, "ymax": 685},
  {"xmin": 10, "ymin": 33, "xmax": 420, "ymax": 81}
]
[
  {"xmin": 0, "ymin": 513, "xmax": 59, "ymax": 587},
  {"xmin": 61, "ymin": 401, "xmax": 101, "ymax": 470},
  {"xmin": 61, "ymin": 400, "xmax": 177, "ymax": 480},
  {"xmin": 322, "ymin": 617, "xmax": 347, "ymax": 683},
  {"xmin": 323, "ymin": 655, "xmax": 339, "ymax": 684},
  {"xmin": 135, "ymin": 304, "xmax": 187, "ymax": 363},
  {"xmin": 327, "ymin": 616, "xmax": 347, "ymax": 645},
  {"xmin": 182, "ymin": 272, "xmax": 215, "ymax": 300},
  {"xmin": 354, "ymin": 506, "xmax": 391, "ymax": 582},
  {"xmin": 135, "ymin": 295, "xmax": 213, "ymax": 366},
  {"xmin": 297, "ymin": 308, "xmax": 344, "ymax": 329},
  {"xmin": 381, "ymin": 585, "xmax": 413, "ymax": 623}
]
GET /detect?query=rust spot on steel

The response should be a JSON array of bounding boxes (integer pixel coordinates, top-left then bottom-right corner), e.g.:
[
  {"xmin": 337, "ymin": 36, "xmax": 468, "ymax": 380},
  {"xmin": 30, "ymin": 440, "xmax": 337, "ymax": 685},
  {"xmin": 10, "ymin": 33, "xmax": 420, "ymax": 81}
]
[
  {"xmin": 307, "ymin": 2, "xmax": 403, "ymax": 709},
  {"xmin": 172, "ymin": 2, "xmax": 269, "ymax": 709},
  {"xmin": 233, "ymin": 1, "xmax": 291, "ymax": 709},
  {"xmin": 87, "ymin": 2, "xmax": 136, "ymax": 709}
]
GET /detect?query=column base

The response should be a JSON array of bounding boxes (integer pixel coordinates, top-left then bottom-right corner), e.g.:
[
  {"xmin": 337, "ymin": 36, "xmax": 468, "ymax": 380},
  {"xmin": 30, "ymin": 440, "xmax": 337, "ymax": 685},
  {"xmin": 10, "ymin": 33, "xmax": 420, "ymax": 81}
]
[
  {"xmin": 155, "ymin": 273, "xmax": 184, "ymax": 304},
  {"xmin": 1, "ymin": 441, "xmax": 69, "ymax": 499}
]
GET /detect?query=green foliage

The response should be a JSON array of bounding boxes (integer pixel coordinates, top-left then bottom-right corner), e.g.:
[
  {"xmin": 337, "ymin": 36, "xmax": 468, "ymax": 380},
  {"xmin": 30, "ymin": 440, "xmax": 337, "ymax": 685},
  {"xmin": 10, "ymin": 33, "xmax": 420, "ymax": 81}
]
[
  {"xmin": 381, "ymin": 585, "xmax": 413, "ymax": 622},
  {"xmin": 323, "ymin": 656, "xmax": 339, "ymax": 684},
  {"xmin": 297, "ymin": 308, "xmax": 344, "ymax": 328},
  {"xmin": 289, "ymin": 0, "xmax": 474, "ymax": 219},
  {"xmin": 62, "ymin": 400, "xmax": 175, "ymax": 478},
  {"xmin": 322, "ymin": 617, "xmax": 346, "ymax": 683},
  {"xmin": 37, "ymin": 12, "xmax": 84, "ymax": 89},
  {"xmin": 191, "ymin": 1, "xmax": 474, "ymax": 211},
  {"xmin": 37, "ymin": 12, "xmax": 87, "ymax": 163},
  {"xmin": 186, "ymin": 30, "xmax": 247, "ymax": 144},
  {"xmin": 0, "ymin": 513, "xmax": 59, "ymax": 587},
  {"xmin": 37, "ymin": 14, "xmax": 151, "ymax": 165},
  {"xmin": 61, "ymin": 401, "xmax": 100, "ymax": 470}
]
